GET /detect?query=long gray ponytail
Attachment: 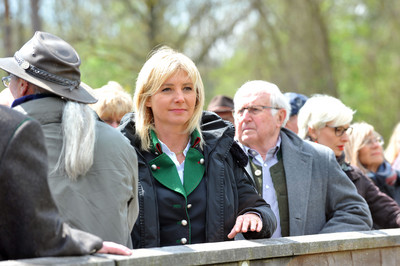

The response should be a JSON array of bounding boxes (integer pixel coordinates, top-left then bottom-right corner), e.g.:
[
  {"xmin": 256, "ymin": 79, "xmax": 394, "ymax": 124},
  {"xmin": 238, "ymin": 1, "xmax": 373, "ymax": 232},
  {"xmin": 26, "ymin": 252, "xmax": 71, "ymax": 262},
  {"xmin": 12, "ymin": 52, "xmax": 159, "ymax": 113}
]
[{"xmin": 52, "ymin": 101, "xmax": 96, "ymax": 180}]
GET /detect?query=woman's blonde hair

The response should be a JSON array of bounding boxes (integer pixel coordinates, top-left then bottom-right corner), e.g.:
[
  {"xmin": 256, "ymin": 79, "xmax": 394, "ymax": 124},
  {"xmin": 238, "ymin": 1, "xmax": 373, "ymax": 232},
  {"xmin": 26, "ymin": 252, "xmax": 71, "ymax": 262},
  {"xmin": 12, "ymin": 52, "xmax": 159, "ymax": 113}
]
[
  {"xmin": 297, "ymin": 94, "xmax": 355, "ymax": 139},
  {"xmin": 91, "ymin": 81, "xmax": 133, "ymax": 122},
  {"xmin": 133, "ymin": 46, "xmax": 205, "ymax": 150},
  {"xmin": 385, "ymin": 122, "xmax": 400, "ymax": 164},
  {"xmin": 344, "ymin": 122, "xmax": 375, "ymax": 174}
]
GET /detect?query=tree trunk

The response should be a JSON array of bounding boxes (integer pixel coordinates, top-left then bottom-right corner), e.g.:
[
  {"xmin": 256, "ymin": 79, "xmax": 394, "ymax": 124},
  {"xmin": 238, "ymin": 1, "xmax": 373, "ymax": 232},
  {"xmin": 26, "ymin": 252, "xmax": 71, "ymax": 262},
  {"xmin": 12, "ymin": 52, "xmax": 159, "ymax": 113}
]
[
  {"xmin": 30, "ymin": 0, "xmax": 42, "ymax": 33},
  {"xmin": 3, "ymin": 0, "xmax": 13, "ymax": 56}
]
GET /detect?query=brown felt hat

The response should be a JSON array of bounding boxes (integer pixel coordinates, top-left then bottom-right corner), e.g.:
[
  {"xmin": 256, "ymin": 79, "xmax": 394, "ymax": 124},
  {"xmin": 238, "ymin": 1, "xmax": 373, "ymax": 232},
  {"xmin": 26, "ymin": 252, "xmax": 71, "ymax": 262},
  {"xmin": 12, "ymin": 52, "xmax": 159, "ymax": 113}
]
[
  {"xmin": 207, "ymin": 95, "xmax": 234, "ymax": 112},
  {"xmin": 0, "ymin": 31, "xmax": 97, "ymax": 104}
]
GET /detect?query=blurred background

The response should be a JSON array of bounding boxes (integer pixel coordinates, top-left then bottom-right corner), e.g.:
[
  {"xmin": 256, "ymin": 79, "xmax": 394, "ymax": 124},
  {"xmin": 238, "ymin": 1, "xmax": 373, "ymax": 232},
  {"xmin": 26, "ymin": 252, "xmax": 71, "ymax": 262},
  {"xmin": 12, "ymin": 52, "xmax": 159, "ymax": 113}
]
[{"xmin": 1, "ymin": 0, "xmax": 399, "ymax": 140}]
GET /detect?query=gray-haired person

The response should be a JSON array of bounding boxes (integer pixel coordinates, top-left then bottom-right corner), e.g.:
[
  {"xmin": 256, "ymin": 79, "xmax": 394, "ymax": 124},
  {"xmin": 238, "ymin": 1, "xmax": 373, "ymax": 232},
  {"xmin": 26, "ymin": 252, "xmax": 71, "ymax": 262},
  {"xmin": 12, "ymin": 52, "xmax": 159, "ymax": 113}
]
[
  {"xmin": 0, "ymin": 105, "xmax": 132, "ymax": 260},
  {"xmin": 0, "ymin": 32, "xmax": 138, "ymax": 248},
  {"xmin": 233, "ymin": 80, "xmax": 372, "ymax": 238}
]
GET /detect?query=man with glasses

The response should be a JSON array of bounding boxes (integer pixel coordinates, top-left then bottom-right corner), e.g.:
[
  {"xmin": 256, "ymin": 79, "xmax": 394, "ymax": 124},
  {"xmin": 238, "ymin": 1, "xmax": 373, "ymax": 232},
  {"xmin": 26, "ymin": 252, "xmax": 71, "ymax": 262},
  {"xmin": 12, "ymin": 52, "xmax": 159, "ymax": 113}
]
[
  {"xmin": 233, "ymin": 80, "xmax": 372, "ymax": 238},
  {"xmin": 0, "ymin": 105, "xmax": 133, "ymax": 260},
  {"xmin": 0, "ymin": 31, "xmax": 138, "ymax": 248}
]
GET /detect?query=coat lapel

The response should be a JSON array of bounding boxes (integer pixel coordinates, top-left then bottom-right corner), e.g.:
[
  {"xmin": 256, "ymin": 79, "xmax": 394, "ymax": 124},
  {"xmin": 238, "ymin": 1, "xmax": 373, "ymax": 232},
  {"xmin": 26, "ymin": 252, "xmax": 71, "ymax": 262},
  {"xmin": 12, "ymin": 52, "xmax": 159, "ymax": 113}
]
[
  {"xmin": 149, "ymin": 129, "xmax": 205, "ymax": 198},
  {"xmin": 280, "ymin": 130, "xmax": 313, "ymax": 236},
  {"xmin": 150, "ymin": 153, "xmax": 186, "ymax": 197}
]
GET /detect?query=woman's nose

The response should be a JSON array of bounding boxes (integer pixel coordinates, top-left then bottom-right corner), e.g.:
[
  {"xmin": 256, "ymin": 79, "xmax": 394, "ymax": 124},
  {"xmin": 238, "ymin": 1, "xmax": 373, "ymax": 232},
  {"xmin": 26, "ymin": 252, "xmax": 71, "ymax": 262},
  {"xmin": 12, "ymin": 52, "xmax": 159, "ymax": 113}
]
[{"xmin": 175, "ymin": 90, "xmax": 185, "ymax": 102}]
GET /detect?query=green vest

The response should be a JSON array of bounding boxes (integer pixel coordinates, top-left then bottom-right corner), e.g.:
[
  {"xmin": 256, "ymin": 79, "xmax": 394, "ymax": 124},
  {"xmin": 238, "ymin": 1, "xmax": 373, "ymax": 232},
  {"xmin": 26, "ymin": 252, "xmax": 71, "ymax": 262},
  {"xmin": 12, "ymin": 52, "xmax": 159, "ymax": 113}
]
[{"xmin": 249, "ymin": 150, "xmax": 289, "ymax": 236}]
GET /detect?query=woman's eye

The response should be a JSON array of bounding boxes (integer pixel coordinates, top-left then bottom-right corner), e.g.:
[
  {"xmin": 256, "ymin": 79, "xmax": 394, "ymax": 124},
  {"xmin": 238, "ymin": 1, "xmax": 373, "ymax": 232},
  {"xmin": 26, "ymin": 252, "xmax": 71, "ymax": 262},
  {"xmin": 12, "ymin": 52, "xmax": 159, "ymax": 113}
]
[
  {"xmin": 161, "ymin": 87, "xmax": 171, "ymax": 92},
  {"xmin": 183, "ymin": 86, "xmax": 193, "ymax": 91}
]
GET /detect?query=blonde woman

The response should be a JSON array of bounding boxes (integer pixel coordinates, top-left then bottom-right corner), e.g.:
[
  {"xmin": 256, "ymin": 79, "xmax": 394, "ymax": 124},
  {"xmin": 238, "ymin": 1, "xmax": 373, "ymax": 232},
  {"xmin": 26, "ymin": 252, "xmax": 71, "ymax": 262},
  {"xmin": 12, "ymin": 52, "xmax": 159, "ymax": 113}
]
[
  {"xmin": 119, "ymin": 46, "xmax": 276, "ymax": 248},
  {"xmin": 345, "ymin": 122, "xmax": 400, "ymax": 205},
  {"xmin": 385, "ymin": 122, "xmax": 400, "ymax": 171},
  {"xmin": 91, "ymin": 81, "xmax": 133, "ymax": 128}
]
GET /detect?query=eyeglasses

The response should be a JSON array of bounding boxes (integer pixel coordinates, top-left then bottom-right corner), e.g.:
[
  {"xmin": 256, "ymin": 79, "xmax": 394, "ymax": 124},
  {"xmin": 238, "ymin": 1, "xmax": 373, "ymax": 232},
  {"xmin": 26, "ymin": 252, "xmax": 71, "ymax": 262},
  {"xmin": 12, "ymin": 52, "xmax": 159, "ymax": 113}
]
[
  {"xmin": 234, "ymin": 105, "xmax": 280, "ymax": 116},
  {"xmin": 2, "ymin": 75, "xmax": 12, "ymax": 88},
  {"xmin": 325, "ymin": 125, "xmax": 353, "ymax": 137},
  {"xmin": 362, "ymin": 135, "xmax": 384, "ymax": 147}
]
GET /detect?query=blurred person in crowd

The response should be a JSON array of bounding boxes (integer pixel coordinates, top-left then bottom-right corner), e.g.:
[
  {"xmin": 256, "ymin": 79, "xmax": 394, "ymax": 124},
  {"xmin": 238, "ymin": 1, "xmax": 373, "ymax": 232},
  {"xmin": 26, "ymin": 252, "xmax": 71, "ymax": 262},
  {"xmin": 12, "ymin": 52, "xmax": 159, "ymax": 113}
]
[
  {"xmin": 345, "ymin": 122, "xmax": 400, "ymax": 205},
  {"xmin": 233, "ymin": 80, "xmax": 372, "ymax": 238},
  {"xmin": 0, "ymin": 31, "xmax": 138, "ymax": 247},
  {"xmin": 207, "ymin": 95, "xmax": 234, "ymax": 124},
  {"xmin": 0, "ymin": 105, "xmax": 132, "ymax": 260},
  {"xmin": 283, "ymin": 92, "xmax": 308, "ymax": 134},
  {"xmin": 0, "ymin": 88, "xmax": 13, "ymax": 107},
  {"xmin": 90, "ymin": 81, "xmax": 133, "ymax": 128},
  {"xmin": 298, "ymin": 94, "xmax": 400, "ymax": 229},
  {"xmin": 119, "ymin": 46, "xmax": 276, "ymax": 248},
  {"xmin": 385, "ymin": 122, "xmax": 400, "ymax": 171}
]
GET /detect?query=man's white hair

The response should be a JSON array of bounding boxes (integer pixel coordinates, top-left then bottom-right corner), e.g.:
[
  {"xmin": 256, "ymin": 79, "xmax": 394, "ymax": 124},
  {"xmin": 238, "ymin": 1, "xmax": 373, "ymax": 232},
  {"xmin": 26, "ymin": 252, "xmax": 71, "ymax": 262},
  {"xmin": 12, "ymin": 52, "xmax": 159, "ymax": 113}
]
[
  {"xmin": 52, "ymin": 101, "xmax": 96, "ymax": 180},
  {"xmin": 233, "ymin": 80, "xmax": 291, "ymax": 127}
]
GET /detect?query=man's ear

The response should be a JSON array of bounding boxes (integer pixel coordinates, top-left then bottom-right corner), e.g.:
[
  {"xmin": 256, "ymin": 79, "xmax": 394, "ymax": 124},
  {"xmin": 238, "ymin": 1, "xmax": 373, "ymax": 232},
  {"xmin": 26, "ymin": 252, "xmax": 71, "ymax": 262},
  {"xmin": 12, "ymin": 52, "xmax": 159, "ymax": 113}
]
[
  {"xmin": 277, "ymin": 109, "xmax": 287, "ymax": 127},
  {"xmin": 16, "ymin": 79, "xmax": 31, "ymax": 97}
]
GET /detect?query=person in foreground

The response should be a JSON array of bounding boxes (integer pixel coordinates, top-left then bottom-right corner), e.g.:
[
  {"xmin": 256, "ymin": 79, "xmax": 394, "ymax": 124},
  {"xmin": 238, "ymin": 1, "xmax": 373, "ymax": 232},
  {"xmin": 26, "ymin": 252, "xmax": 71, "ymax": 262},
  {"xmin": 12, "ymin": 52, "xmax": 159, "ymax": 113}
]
[
  {"xmin": 233, "ymin": 80, "xmax": 372, "ymax": 238},
  {"xmin": 297, "ymin": 94, "xmax": 400, "ymax": 229},
  {"xmin": 0, "ymin": 105, "xmax": 131, "ymax": 260},
  {"xmin": 0, "ymin": 31, "xmax": 138, "ymax": 247},
  {"xmin": 345, "ymin": 122, "xmax": 400, "ymax": 205},
  {"xmin": 119, "ymin": 47, "xmax": 276, "ymax": 248}
]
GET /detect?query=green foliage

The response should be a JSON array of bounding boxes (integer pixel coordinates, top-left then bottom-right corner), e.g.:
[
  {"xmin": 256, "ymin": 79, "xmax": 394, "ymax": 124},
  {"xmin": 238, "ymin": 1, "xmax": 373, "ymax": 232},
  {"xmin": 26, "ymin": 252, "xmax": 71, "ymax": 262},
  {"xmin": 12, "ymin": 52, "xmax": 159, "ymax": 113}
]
[{"xmin": 1, "ymin": 0, "xmax": 400, "ymax": 140}]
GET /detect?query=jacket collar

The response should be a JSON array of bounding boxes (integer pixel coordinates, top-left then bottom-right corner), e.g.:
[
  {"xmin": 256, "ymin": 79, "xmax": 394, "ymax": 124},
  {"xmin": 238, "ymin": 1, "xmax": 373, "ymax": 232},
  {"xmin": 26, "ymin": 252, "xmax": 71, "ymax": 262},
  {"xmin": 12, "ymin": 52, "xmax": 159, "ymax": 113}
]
[{"xmin": 149, "ymin": 129, "xmax": 201, "ymax": 155}]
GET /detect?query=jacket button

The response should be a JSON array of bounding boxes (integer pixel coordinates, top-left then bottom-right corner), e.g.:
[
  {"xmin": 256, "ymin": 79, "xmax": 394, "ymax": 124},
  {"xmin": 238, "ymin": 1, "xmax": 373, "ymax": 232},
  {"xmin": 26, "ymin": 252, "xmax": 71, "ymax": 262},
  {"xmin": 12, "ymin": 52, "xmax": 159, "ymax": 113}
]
[
  {"xmin": 187, "ymin": 204, "xmax": 192, "ymax": 209},
  {"xmin": 254, "ymin": 169, "xmax": 262, "ymax": 176},
  {"xmin": 155, "ymin": 152, "xmax": 159, "ymax": 155},
  {"xmin": 151, "ymin": 164, "xmax": 157, "ymax": 170},
  {"xmin": 199, "ymin": 158, "xmax": 205, "ymax": 164},
  {"xmin": 181, "ymin": 219, "xmax": 188, "ymax": 226},
  {"xmin": 180, "ymin": 238, "xmax": 187, "ymax": 244}
]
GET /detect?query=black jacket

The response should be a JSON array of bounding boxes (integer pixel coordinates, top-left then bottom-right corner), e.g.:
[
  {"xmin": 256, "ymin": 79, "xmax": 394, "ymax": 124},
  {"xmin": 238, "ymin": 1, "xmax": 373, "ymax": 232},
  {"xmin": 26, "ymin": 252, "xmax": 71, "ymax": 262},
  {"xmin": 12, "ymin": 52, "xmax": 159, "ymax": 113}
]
[
  {"xmin": 337, "ymin": 154, "xmax": 400, "ymax": 229},
  {"xmin": 119, "ymin": 111, "xmax": 276, "ymax": 248}
]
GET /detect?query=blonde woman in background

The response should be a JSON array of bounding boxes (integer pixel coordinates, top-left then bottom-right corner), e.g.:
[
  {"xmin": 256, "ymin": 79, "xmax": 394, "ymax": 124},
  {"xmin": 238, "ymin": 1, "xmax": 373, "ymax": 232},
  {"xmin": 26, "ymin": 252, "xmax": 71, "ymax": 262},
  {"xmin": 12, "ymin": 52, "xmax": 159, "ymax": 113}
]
[
  {"xmin": 385, "ymin": 122, "xmax": 400, "ymax": 171},
  {"xmin": 345, "ymin": 122, "xmax": 400, "ymax": 205},
  {"xmin": 91, "ymin": 81, "xmax": 133, "ymax": 128}
]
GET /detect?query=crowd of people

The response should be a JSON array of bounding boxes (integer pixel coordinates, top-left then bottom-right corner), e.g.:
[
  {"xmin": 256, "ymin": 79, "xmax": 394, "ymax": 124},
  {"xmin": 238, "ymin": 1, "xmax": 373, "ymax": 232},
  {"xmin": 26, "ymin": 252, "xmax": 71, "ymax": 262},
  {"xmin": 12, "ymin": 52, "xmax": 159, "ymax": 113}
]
[{"xmin": 0, "ymin": 31, "xmax": 399, "ymax": 261}]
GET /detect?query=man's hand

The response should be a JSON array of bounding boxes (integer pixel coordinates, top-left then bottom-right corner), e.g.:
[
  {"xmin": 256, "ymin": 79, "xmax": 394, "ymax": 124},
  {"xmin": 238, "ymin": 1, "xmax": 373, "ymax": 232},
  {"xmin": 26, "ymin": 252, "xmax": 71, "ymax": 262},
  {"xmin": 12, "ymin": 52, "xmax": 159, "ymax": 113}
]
[
  {"xmin": 227, "ymin": 213, "xmax": 262, "ymax": 239},
  {"xmin": 97, "ymin": 241, "xmax": 132, "ymax": 256}
]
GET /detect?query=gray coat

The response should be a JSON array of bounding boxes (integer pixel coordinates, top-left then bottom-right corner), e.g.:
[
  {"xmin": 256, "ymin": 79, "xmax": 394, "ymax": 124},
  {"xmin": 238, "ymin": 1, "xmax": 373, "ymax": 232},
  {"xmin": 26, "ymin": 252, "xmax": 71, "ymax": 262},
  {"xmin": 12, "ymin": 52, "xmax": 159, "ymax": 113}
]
[
  {"xmin": 14, "ymin": 97, "xmax": 138, "ymax": 247},
  {"xmin": 0, "ymin": 105, "xmax": 102, "ymax": 260},
  {"xmin": 244, "ymin": 128, "xmax": 372, "ymax": 236}
]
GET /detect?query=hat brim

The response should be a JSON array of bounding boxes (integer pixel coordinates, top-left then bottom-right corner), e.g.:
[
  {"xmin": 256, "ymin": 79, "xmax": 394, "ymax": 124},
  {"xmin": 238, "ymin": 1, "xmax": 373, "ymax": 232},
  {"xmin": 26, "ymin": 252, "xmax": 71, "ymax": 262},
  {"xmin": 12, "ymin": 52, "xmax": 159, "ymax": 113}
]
[{"xmin": 0, "ymin": 57, "xmax": 97, "ymax": 104}]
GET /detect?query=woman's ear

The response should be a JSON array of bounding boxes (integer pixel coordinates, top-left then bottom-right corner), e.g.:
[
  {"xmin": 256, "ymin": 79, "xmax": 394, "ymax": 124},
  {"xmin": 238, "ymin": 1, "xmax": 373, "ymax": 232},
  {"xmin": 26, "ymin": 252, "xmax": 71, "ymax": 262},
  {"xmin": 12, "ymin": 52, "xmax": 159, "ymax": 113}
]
[
  {"xmin": 308, "ymin": 127, "xmax": 318, "ymax": 141},
  {"xmin": 145, "ymin": 97, "xmax": 152, "ymax": 108}
]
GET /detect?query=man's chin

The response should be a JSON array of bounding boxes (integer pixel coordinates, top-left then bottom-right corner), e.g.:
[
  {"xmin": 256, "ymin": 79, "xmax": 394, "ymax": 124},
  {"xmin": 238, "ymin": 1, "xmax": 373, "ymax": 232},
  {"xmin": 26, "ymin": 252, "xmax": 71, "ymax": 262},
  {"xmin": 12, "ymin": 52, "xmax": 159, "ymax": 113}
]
[{"xmin": 240, "ymin": 135, "xmax": 256, "ymax": 145}]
